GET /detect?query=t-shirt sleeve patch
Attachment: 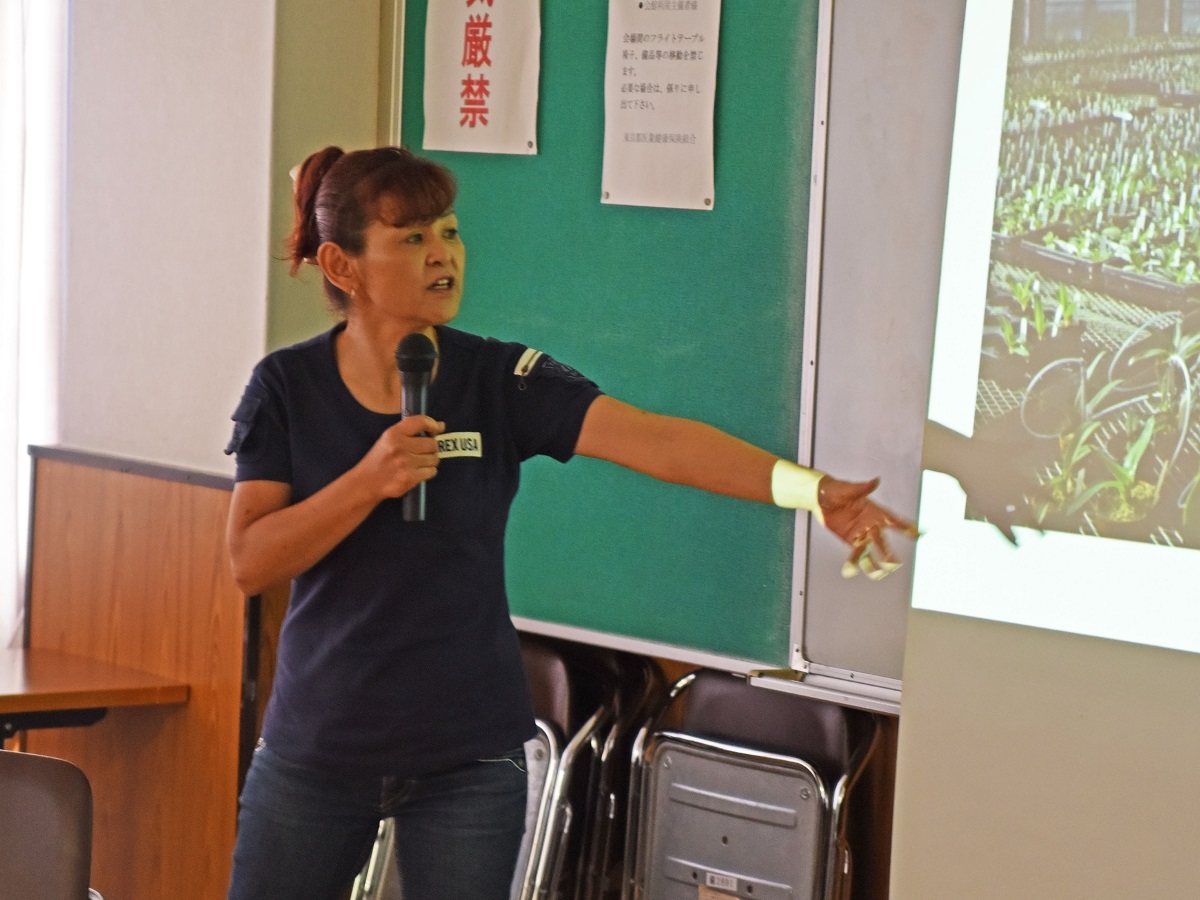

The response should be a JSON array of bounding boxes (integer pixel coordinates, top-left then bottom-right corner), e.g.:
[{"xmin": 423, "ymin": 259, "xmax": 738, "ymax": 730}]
[
  {"xmin": 224, "ymin": 389, "xmax": 264, "ymax": 459},
  {"xmin": 514, "ymin": 348, "xmax": 591, "ymax": 386},
  {"xmin": 504, "ymin": 344, "xmax": 603, "ymax": 463},
  {"xmin": 513, "ymin": 347, "xmax": 544, "ymax": 377}
]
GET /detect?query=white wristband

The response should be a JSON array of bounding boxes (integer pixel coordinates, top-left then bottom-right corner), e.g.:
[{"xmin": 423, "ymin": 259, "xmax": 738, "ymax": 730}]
[{"xmin": 770, "ymin": 460, "xmax": 826, "ymax": 525}]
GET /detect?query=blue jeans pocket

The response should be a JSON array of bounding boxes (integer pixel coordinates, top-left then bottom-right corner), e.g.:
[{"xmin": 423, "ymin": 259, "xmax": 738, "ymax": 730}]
[{"xmin": 478, "ymin": 745, "xmax": 529, "ymax": 774}]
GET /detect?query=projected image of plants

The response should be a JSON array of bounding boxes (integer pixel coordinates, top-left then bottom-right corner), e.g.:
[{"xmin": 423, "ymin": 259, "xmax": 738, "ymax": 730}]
[{"xmin": 978, "ymin": 1, "xmax": 1200, "ymax": 547}]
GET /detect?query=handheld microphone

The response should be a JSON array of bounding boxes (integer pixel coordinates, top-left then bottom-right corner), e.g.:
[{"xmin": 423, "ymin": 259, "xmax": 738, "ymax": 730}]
[{"xmin": 395, "ymin": 332, "xmax": 439, "ymax": 522}]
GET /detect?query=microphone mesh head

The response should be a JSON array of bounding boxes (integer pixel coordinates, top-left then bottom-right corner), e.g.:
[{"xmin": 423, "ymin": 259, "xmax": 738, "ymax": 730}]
[{"xmin": 395, "ymin": 333, "xmax": 438, "ymax": 373}]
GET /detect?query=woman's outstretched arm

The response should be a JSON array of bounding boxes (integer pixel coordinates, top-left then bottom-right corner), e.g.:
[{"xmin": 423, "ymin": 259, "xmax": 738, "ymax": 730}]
[{"xmin": 574, "ymin": 396, "xmax": 917, "ymax": 577}]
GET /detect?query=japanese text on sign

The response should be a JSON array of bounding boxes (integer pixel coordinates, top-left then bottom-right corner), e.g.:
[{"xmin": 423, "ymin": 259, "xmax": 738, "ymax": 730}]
[
  {"xmin": 424, "ymin": 0, "xmax": 541, "ymax": 155},
  {"xmin": 460, "ymin": 3, "xmax": 492, "ymax": 126},
  {"xmin": 602, "ymin": 0, "xmax": 721, "ymax": 210}
]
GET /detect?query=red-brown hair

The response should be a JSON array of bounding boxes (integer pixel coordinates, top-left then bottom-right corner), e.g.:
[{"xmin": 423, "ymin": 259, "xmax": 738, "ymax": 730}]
[{"xmin": 285, "ymin": 146, "xmax": 457, "ymax": 310}]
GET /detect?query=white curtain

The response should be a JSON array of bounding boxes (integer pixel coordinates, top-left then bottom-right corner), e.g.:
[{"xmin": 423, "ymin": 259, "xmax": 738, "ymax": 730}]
[{"xmin": 0, "ymin": 0, "xmax": 64, "ymax": 648}]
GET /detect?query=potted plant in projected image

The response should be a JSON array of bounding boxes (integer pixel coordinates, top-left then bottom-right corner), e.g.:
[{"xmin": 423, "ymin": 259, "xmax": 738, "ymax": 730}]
[
  {"xmin": 1068, "ymin": 415, "xmax": 1158, "ymax": 535},
  {"xmin": 973, "ymin": 28, "xmax": 1200, "ymax": 549}
]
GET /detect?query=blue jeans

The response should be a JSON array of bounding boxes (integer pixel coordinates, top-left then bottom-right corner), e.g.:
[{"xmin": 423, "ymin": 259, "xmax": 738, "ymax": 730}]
[{"xmin": 227, "ymin": 742, "xmax": 528, "ymax": 900}]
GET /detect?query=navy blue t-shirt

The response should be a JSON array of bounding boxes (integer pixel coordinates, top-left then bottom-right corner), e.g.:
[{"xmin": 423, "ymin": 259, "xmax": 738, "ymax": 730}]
[{"xmin": 225, "ymin": 323, "xmax": 603, "ymax": 775}]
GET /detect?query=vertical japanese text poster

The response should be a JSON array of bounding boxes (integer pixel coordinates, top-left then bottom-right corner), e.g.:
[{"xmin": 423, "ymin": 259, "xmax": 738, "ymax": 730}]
[
  {"xmin": 602, "ymin": 0, "xmax": 721, "ymax": 210},
  {"xmin": 424, "ymin": 0, "xmax": 541, "ymax": 155}
]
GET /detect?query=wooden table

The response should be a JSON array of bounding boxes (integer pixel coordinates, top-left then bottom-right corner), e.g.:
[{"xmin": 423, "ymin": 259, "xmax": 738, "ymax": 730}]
[{"xmin": 0, "ymin": 647, "xmax": 189, "ymax": 740}]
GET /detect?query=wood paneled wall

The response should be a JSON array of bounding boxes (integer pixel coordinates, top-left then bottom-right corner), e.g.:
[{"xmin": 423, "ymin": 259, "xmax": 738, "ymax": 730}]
[{"xmin": 24, "ymin": 451, "xmax": 247, "ymax": 900}]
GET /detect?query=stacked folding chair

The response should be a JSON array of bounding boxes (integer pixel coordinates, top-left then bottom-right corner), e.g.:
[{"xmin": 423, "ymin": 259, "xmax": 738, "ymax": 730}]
[
  {"xmin": 513, "ymin": 634, "xmax": 622, "ymax": 900},
  {"xmin": 622, "ymin": 670, "xmax": 880, "ymax": 900},
  {"xmin": 572, "ymin": 654, "xmax": 665, "ymax": 900}
]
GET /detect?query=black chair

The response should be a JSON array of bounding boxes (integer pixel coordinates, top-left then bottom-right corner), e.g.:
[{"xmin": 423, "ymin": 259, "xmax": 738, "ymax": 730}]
[
  {"xmin": 0, "ymin": 749, "xmax": 102, "ymax": 900},
  {"xmin": 623, "ymin": 670, "xmax": 880, "ymax": 900}
]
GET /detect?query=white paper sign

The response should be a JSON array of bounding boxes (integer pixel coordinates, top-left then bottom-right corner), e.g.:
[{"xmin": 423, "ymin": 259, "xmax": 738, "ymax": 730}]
[
  {"xmin": 601, "ymin": 0, "xmax": 721, "ymax": 210},
  {"xmin": 424, "ymin": 0, "xmax": 540, "ymax": 155}
]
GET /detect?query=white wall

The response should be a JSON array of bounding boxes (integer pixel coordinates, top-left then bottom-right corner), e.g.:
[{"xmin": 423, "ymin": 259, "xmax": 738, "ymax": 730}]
[
  {"xmin": 893, "ymin": 611, "xmax": 1200, "ymax": 898},
  {"xmin": 59, "ymin": 0, "xmax": 276, "ymax": 473},
  {"xmin": 807, "ymin": 0, "xmax": 959, "ymax": 681}
]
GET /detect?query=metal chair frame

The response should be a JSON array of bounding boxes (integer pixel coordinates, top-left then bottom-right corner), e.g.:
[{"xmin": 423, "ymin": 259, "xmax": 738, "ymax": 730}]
[{"xmin": 622, "ymin": 671, "xmax": 880, "ymax": 900}]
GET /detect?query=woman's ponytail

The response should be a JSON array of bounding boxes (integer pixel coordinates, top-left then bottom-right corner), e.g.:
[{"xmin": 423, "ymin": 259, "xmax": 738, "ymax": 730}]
[{"xmin": 285, "ymin": 146, "xmax": 344, "ymax": 275}]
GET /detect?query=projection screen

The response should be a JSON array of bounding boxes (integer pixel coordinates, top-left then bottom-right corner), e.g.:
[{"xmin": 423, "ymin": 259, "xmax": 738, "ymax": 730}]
[{"xmin": 913, "ymin": 0, "xmax": 1200, "ymax": 654}]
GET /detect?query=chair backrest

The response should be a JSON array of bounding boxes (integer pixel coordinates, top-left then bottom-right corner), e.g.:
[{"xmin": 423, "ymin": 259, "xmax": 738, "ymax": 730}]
[
  {"xmin": 519, "ymin": 636, "xmax": 574, "ymax": 736},
  {"xmin": 0, "ymin": 749, "xmax": 94, "ymax": 900},
  {"xmin": 678, "ymin": 670, "xmax": 869, "ymax": 783},
  {"xmin": 624, "ymin": 670, "xmax": 881, "ymax": 900}
]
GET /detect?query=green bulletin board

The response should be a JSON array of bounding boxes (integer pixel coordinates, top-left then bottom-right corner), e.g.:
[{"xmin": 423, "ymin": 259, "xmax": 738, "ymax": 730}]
[{"xmin": 401, "ymin": 1, "xmax": 823, "ymax": 665}]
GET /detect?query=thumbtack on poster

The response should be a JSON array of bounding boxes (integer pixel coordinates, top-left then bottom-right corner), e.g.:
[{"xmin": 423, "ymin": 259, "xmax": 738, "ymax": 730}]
[{"xmin": 601, "ymin": 0, "xmax": 721, "ymax": 210}]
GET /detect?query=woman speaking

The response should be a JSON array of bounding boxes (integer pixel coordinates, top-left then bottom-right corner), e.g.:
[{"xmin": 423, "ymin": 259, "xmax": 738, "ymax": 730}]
[{"xmin": 223, "ymin": 145, "xmax": 915, "ymax": 900}]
